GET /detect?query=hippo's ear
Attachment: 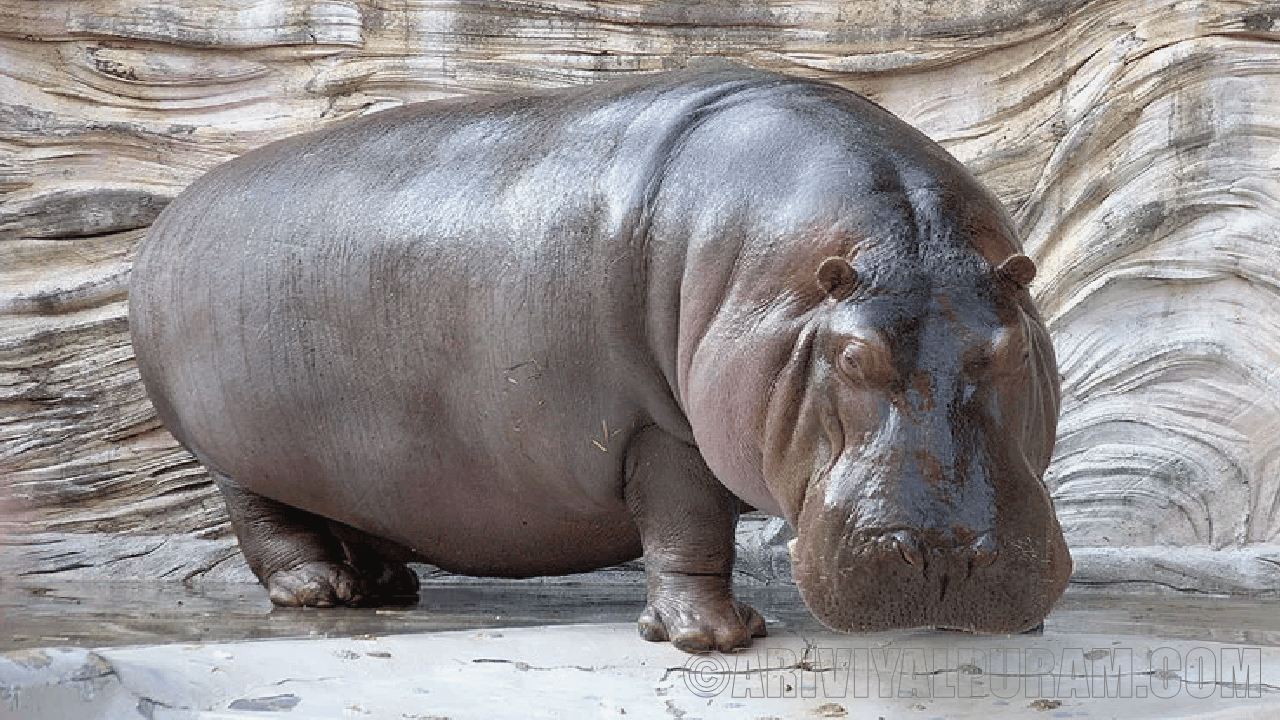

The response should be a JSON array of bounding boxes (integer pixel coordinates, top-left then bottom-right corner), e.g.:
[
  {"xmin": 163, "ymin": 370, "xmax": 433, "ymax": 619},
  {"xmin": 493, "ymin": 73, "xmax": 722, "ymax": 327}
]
[
  {"xmin": 995, "ymin": 254, "xmax": 1037, "ymax": 290},
  {"xmin": 816, "ymin": 256, "xmax": 859, "ymax": 300}
]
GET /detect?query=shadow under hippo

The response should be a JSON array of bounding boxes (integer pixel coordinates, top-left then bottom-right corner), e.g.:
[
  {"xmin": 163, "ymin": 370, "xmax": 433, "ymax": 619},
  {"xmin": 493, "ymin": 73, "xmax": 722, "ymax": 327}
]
[{"xmin": 129, "ymin": 66, "xmax": 1071, "ymax": 653}]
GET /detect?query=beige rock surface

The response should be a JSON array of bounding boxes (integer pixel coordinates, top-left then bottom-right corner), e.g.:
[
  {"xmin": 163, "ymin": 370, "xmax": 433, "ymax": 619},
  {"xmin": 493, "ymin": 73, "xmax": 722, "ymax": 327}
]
[{"xmin": 2, "ymin": 1, "xmax": 1279, "ymax": 584}]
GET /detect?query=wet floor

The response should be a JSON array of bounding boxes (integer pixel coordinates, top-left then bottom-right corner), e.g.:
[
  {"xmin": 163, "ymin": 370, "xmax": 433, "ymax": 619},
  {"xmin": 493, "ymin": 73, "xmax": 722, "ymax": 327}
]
[
  {"xmin": 5, "ymin": 578, "xmax": 1280, "ymax": 651},
  {"xmin": 0, "ymin": 579, "xmax": 812, "ymax": 652},
  {"xmin": 6, "ymin": 581, "xmax": 1280, "ymax": 718}
]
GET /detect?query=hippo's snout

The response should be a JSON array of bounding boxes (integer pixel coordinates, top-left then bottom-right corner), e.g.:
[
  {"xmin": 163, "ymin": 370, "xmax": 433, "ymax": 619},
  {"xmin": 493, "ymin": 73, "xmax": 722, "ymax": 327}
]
[
  {"xmin": 882, "ymin": 529, "xmax": 998, "ymax": 569},
  {"xmin": 792, "ymin": 507, "xmax": 1071, "ymax": 634}
]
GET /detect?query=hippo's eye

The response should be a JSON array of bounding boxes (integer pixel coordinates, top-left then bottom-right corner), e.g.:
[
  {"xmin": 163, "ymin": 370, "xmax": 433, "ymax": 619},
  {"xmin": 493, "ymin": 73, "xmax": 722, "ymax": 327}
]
[
  {"xmin": 987, "ymin": 329, "xmax": 1032, "ymax": 377},
  {"xmin": 837, "ymin": 336, "xmax": 892, "ymax": 386},
  {"xmin": 964, "ymin": 328, "xmax": 1030, "ymax": 383}
]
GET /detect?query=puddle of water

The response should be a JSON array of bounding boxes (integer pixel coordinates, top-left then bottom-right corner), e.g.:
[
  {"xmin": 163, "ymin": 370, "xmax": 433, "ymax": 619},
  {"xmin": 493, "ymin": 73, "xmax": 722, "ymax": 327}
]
[{"xmin": 1050, "ymin": 588, "xmax": 1280, "ymax": 646}]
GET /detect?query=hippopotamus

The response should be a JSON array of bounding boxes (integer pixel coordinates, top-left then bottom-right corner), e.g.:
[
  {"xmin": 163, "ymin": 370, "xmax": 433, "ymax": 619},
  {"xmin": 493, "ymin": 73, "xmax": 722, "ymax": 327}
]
[{"xmin": 129, "ymin": 66, "xmax": 1071, "ymax": 653}]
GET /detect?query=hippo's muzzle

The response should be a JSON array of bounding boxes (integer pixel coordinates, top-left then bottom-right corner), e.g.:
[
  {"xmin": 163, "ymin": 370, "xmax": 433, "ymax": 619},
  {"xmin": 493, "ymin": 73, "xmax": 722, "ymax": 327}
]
[
  {"xmin": 792, "ymin": 523, "xmax": 1067, "ymax": 633},
  {"xmin": 790, "ymin": 429, "xmax": 1071, "ymax": 634}
]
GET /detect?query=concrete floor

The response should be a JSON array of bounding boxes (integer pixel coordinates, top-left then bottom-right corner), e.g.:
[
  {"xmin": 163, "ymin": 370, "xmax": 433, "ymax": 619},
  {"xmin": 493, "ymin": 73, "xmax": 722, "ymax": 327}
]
[{"xmin": 3, "ymin": 581, "xmax": 1280, "ymax": 719}]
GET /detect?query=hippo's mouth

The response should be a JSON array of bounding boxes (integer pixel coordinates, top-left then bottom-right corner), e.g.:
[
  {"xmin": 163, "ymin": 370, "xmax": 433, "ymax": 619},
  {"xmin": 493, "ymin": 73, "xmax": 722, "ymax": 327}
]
[{"xmin": 790, "ymin": 525, "xmax": 1067, "ymax": 633}]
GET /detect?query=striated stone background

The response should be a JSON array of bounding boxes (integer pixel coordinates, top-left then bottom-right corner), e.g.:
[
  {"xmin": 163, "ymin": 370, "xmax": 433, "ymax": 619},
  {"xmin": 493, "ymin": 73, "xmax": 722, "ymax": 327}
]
[{"xmin": 2, "ymin": 0, "xmax": 1280, "ymax": 591}]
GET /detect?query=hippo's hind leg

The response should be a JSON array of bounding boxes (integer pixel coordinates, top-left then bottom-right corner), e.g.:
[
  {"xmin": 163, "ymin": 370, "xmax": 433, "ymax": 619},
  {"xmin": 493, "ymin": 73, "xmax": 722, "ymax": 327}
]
[
  {"xmin": 213, "ymin": 473, "xmax": 359, "ymax": 607},
  {"xmin": 623, "ymin": 426, "xmax": 767, "ymax": 653},
  {"xmin": 213, "ymin": 473, "xmax": 418, "ymax": 607}
]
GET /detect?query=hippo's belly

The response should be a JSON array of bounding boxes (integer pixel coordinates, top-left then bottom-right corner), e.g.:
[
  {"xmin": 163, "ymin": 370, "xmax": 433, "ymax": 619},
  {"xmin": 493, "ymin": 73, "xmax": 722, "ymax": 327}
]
[{"xmin": 171, "ymin": 327, "xmax": 647, "ymax": 576}]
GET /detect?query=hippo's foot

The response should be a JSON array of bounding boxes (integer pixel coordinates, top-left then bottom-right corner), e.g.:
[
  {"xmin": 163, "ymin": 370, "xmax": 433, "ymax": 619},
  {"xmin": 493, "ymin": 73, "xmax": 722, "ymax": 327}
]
[
  {"xmin": 265, "ymin": 557, "xmax": 418, "ymax": 608},
  {"xmin": 636, "ymin": 573, "xmax": 767, "ymax": 653},
  {"xmin": 265, "ymin": 561, "xmax": 363, "ymax": 608}
]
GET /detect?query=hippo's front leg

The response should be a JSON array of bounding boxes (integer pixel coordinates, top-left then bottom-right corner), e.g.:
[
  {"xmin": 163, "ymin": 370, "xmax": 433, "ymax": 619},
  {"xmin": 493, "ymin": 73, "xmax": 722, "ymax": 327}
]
[{"xmin": 623, "ymin": 427, "xmax": 767, "ymax": 653}]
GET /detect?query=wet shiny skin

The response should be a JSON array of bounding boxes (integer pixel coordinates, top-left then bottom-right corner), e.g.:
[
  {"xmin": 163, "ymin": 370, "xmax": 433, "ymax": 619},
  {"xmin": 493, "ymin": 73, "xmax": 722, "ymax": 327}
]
[{"xmin": 130, "ymin": 67, "xmax": 1068, "ymax": 652}]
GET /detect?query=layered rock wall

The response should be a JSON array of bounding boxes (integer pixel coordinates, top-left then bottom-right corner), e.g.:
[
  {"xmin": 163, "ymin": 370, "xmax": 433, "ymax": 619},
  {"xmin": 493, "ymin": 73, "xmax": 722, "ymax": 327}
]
[{"xmin": 3, "ymin": 0, "xmax": 1279, "ymax": 588}]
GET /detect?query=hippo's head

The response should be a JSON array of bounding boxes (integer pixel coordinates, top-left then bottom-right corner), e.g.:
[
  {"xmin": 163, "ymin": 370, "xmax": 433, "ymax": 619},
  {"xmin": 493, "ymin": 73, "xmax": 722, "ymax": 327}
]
[{"xmin": 759, "ymin": 249, "xmax": 1071, "ymax": 633}]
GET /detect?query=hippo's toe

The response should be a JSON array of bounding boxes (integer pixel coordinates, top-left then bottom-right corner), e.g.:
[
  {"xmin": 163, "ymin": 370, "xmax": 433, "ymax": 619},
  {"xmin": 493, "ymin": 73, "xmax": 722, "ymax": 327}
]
[
  {"xmin": 265, "ymin": 561, "xmax": 364, "ymax": 608},
  {"xmin": 637, "ymin": 596, "xmax": 766, "ymax": 653}
]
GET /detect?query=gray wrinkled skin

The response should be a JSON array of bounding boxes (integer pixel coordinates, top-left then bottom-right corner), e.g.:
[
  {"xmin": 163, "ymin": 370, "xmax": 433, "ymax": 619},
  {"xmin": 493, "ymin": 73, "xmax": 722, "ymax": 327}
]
[{"xmin": 130, "ymin": 67, "xmax": 1070, "ymax": 653}]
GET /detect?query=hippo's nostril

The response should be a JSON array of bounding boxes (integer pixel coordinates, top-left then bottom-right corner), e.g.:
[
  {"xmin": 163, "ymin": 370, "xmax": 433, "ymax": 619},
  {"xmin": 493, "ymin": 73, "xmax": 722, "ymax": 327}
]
[
  {"xmin": 888, "ymin": 530, "xmax": 923, "ymax": 566},
  {"xmin": 969, "ymin": 532, "xmax": 998, "ymax": 568}
]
